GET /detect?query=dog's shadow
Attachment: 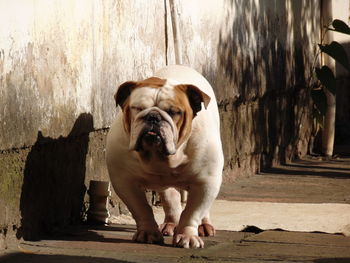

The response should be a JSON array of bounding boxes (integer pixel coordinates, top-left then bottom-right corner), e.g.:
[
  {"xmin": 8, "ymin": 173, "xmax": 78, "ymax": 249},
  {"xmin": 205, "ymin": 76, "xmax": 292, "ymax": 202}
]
[
  {"xmin": 54, "ymin": 224, "xmax": 136, "ymax": 244},
  {"xmin": 55, "ymin": 223, "xmax": 175, "ymax": 247}
]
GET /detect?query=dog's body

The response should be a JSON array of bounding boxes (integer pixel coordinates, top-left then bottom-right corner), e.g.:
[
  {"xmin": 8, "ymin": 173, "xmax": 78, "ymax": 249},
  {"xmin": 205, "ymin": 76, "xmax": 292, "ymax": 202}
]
[{"xmin": 106, "ymin": 65, "xmax": 223, "ymax": 248}]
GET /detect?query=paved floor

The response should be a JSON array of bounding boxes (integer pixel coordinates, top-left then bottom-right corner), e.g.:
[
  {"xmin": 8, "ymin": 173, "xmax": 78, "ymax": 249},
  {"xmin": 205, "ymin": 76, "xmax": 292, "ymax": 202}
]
[
  {"xmin": 219, "ymin": 156, "xmax": 350, "ymax": 203},
  {"xmin": 1, "ymin": 156, "xmax": 350, "ymax": 263},
  {"xmin": 1, "ymin": 224, "xmax": 350, "ymax": 263}
]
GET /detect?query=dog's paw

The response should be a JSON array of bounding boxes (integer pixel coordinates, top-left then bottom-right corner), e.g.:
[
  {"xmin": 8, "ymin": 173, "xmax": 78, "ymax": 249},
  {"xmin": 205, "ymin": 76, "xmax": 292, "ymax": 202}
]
[
  {"xmin": 198, "ymin": 223, "xmax": 215, "ymax": 237},
  {"xmin": 159, "ymin": 222, "xmax": 177, "ymax": 236},
  {"xmin": 173, "ymin": 234, "xmax": 204, "ymax": 249},
  {"xmin": 132, "ymin": 229, "xmax": 164, "ymax": 244}
]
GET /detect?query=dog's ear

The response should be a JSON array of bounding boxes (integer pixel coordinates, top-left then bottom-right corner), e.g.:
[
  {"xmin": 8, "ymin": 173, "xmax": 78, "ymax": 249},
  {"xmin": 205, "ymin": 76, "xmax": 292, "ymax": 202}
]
[
  {"xmin": 185, "ymin": 85, "xmax": 211, "ymax": 116},
  {"xmin": 114, "ymin": 81, "xmax": 137, "ymax": 109}
]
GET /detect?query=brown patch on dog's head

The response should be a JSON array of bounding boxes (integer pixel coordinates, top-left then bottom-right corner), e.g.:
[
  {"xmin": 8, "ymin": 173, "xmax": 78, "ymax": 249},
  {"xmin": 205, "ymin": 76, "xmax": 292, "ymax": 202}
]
[
  {"xmin": 114, "ymin": 77, "xmax": 166, "ymax": 109},
  {"xmin": 174, "ymin": 84, "xmax": 210, "ymax": 116},
  {"xmin": 171, "ymin": 84, "xmax": 211, "ymax": 147},
  {"xmin": 114, "ymin": 78, "xmax": 210, "ymax": 149},
  {"xmin": 114, "ymin": 77, "xmax": 166, "ymax": 134},
  {"xmin": 114, "ymin": 81, "xmax": 136, "ymax": 109}
]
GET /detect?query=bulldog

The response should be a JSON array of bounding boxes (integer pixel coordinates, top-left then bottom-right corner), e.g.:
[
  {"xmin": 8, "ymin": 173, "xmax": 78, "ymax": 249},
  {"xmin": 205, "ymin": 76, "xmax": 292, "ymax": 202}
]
[{"xmin": 106, "ymin": 65, "xmax": 224, "ymax": 248}]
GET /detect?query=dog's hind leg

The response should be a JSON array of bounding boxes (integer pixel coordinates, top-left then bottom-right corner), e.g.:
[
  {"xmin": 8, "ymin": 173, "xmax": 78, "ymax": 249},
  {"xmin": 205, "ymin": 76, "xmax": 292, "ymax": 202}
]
[{"xmin": 198, "ymin": 212, "xmax": 215, "ymax": 237}]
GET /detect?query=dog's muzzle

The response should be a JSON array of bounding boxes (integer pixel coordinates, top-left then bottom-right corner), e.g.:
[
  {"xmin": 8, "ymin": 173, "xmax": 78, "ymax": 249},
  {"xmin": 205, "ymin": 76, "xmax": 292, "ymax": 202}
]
[
  {"xmin": 132, "ymin": 110, "xmax": 177, "ymax": 156},
  {"xmin": 135, "ymin": 111, "xmax": 162, "ymax": 150}
]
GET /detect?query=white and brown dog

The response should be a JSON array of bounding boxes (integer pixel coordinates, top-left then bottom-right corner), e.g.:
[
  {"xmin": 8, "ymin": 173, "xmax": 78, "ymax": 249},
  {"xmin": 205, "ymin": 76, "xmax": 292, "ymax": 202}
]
[{"xmin": 106, "ymin": 65, "xmax": 223, "ymax": 248}]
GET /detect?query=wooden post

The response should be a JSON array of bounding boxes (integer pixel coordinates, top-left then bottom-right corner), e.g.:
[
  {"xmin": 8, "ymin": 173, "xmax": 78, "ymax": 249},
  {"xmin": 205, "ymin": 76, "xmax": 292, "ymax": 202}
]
[
  {"xmin": 169, "ymin": 0, "xmax": 183, "ymax": 65},
  {"xmin": 321, "ymin": 0, "xmax": 336, "ymax": 157}
]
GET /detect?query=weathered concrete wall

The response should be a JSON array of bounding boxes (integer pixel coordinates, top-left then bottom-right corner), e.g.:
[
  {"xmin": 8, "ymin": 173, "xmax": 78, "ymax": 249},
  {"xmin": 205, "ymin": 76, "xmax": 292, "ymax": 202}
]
[
  {"xmin": 0, "ymin": 116, "xmax": 119, "ymax": 243},
  {"xmin": 173, "ymin": 0, "xmax": 320, "ymax": 178},
  {"xmin": 0, "ymin": 0, "xmax": 323, "ymax": 246},
  {"xmin": 0, "ymin": 0, "xmax": 167, "ymax": 246},
  {"xmin": 0, "ymin": 0, "xmax": 166, "ymax": 150}
]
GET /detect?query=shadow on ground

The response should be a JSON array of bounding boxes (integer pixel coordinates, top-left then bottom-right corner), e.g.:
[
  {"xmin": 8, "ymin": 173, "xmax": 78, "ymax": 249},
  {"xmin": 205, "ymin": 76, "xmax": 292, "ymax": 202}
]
[
  {"xmin": 266, "ymin": 157, "xmax": 350, "ymax": 179},
  {"xmin": 266, "ymin": 166, "xmax": 350, "ymax": 179},
  {"xmin": 219, "ymin": 156, "xmax": 350, "ymax": 203},
  {"xmin": 314, "ymin": 259, "xmax": 350, "ymax": 263},
  {"xmin": 50, "ymin": 224, "xmax": 179, "ymax": 248},
  {"xmin": 53, "ymin": 224, "xmax": 136, "ymax": 244},
  {"xmin": 0, "ymin": 253, "xmax": 132, "ymax": 263}
]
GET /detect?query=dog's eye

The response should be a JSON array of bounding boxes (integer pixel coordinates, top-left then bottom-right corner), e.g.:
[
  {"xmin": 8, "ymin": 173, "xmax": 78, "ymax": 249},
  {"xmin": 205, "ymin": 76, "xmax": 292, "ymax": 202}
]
[
  {"xmin": 166, "ymin": 109, "xmax": 182, "ymax": 117},
  {"xmin": 131, "ymin": 106, "xmax": 143, "ymax": 112}
]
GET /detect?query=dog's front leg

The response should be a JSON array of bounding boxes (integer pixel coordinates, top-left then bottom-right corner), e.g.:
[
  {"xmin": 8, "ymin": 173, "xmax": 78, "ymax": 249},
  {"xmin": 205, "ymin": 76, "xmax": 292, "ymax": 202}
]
[
  {"xmin": 159, "ymin": 187, "xmax": 183, "ymax": 236},
  {"xmin": 174, "ymin": 179, "xmax": 221, "ymax": 248},
  {"xmin": 110, "ymin": 175, "xmax": 163, "ymax": 244}
]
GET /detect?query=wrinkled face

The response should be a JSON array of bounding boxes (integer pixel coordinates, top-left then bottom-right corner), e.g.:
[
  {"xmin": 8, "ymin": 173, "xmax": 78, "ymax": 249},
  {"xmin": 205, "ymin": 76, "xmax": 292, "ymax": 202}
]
[{"xmin": 115, "ymin": 77, "xmax": 210, "ymax": 158}]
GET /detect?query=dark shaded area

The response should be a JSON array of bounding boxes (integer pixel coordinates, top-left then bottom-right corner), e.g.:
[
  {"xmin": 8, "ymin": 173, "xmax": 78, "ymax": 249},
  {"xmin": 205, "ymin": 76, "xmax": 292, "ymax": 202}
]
[
  {"xmin": 53, "ymin": 224, "xmax": 136, "ymax": 244},
  {"xmin": 241, "ymin": 225, "xmax": 264, "ymax": 234},
  {"xmin": 217, "ymin": 0, "xmax": 319, "ymax": 174},
  {"xmin": 265, "ymin": 157, "xmax": 350, "ymax": 178},
  {"xmin": 314, "ymin": 259, "xmax": 350, "ymax": 263},
  {"xmin": 335, "ymin": 54, "xmax": 350, "ymax": 152},
  {"xmin": 0, "ymin": 253, "xmax": 132, "ymax": 263},
  {"xmin": 335, "ymin": 120, "xmax": 350, "ymax": 147},
  {"xmin": 17, "ymin": 113, "xmax": 94, "ymax": 241},
  {"xmin": 335, "ymin": 39, "xmax": 350, "ymax": 131},
  {"xmin": 49, "ymin": 224, "xmax": 179, "ymax": 248},
  {"xmin": 313, "ymin": 42, "xmax": 350, "ymax": 156},
  {"xmin": 285, "ymin": 159, "xmax": 350, "ymax": 173},
  {"xmin": 266, "ymin": 166, "xmax": 350, "ymax": 179}
]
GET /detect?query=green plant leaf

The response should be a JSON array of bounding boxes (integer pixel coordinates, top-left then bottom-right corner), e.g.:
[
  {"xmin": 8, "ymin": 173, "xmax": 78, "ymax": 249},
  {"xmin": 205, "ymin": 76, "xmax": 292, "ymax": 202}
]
[
  {"xmin": 311, "ymin": 88, "xmax": 327, "ymax": 116},
  {"xmin": 330, "ymin": 19, "xmax": 350, "ymax": 35},
  {"xmin": 315, "ymin": 66, "xmax": 336, "ymax": 95},
  {"xmin": 319, "ymin": 41, "xmax": 350, "ymax": 71}
]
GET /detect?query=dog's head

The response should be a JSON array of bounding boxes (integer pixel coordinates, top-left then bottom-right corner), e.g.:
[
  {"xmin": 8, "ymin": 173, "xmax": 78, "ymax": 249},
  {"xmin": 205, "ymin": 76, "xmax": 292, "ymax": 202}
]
[{"xmin": 114, "ymin": 77, "xmax": 210, "ymax": 158}]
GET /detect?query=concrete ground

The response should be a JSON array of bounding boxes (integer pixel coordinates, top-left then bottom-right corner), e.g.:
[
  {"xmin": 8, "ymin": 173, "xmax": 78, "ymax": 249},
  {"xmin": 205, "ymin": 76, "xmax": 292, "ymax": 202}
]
[
  {"xmin": 1, "ymin": 156, "xmax": 350, "ymax": 263},
  {"xmin": 219, "ymin": 156, "xmax": 350, "ymax": 204},
  {"xmin": 2, "ymin": 225, "xmax": 350, "ymax": 263}
]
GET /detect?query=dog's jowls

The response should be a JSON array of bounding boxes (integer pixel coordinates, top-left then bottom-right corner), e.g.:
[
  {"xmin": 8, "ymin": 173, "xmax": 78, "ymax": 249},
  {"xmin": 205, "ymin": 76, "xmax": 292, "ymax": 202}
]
[{"xmin": 106, "ymin": 65, "xmax": 224, "ymax": 248}]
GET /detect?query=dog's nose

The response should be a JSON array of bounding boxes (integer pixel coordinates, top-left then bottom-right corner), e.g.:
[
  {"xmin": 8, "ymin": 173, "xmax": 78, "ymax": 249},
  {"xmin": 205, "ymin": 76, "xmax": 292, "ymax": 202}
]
[{"xmin": 146, "ymin": 111, "xmax": 162, "ymax": 124}]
